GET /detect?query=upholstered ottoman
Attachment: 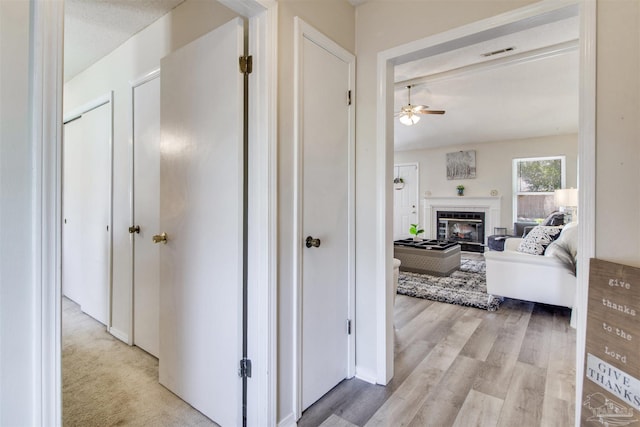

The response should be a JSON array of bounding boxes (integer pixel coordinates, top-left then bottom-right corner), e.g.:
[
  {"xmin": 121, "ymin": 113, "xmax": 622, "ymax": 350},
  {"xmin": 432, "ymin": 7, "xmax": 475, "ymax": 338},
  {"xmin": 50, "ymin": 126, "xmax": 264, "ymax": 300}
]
[{"xmin": 393, "ymin": 240, "xmax": 461, "ymax": 276}]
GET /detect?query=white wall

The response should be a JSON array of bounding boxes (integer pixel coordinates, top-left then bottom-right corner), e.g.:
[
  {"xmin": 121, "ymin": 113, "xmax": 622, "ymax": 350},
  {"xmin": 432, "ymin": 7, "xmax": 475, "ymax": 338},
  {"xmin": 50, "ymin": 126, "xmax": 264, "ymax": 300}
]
[
  {"xmin": 394, "ymin": 134, "xmax": 578, "ymax": 231},
  {"xmin": 595, "ymin": 0, "xmax": 640, "ymax": 266},
  {"xmin": 0, "ymin": 1, "xmax": 36, "ymax": 423},
  {"xmin": 63, "ymin": 0, "xmax": 239, "ymax": 340},
  {"xmin": 276, "ymin": 1, "xmax": 355, "ymax": 422}
]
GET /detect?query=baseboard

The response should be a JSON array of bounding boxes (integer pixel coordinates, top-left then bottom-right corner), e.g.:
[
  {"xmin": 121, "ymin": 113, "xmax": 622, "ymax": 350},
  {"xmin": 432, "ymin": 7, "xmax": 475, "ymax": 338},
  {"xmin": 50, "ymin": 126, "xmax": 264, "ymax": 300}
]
[
  {"xmin": 277, "ymin": 412, "xmax": 297, "ymax": 427},
  {"xmin": 108, "ymin": 327, "xmax": 129, "ymax": 344},
  {"xmin": 355, "ymin": 366, "xmax": 377, "ymax": 384}
]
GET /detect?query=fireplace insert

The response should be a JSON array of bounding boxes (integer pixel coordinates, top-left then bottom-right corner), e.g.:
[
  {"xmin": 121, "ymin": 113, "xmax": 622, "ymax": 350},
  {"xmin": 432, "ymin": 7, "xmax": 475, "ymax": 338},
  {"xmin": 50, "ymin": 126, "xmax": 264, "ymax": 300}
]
[{"xmin": 437, "ymin": 211, "xmax": 485, "ymax": 252}]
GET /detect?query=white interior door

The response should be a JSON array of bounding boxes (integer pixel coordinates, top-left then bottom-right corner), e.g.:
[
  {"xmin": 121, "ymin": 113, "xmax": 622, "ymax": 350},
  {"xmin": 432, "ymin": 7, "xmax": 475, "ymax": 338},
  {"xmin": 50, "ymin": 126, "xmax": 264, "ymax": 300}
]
[
  {"xmin": 158, "ymin": 18, "xmax": 244, "ymax": 426},
  {"xmin": 62, "ymin": 101, "xmax": 111, "ymax": 325},
  {"xmin": 393, "ymin": 164, "xmax": 419, "ymax": 240},
  {"xmin": 62, "ymin": 118, "xmax": 84, "ymax": 305},
  {"xmin": 298, "ymin": 21, "xmax": 355, "ymax": 412},
  {"xmin": 132, "ymin": 75, "xmax": 160, "ymax": 358}
]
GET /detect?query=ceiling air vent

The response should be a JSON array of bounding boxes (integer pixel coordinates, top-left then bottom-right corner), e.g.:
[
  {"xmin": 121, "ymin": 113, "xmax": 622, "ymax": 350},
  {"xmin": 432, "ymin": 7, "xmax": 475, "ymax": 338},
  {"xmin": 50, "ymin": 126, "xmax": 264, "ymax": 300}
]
[{"xmin": 481, "ymin": 47, "xmax": 516, "ymax": 57}]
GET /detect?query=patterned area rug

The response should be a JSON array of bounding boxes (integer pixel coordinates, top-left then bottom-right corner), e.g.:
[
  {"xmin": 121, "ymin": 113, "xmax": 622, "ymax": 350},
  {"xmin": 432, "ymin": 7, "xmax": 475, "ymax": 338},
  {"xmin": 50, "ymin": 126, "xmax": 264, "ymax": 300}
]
[{"xmin": 397, "ymin": 252, "xmax": 503, "ymax": 311}]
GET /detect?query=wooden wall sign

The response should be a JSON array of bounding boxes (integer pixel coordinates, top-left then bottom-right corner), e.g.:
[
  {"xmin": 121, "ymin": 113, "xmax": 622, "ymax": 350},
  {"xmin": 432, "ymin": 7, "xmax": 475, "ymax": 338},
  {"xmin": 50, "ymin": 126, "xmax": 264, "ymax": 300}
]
[{"xmin": 582, "ymin": 259, "xmax": 640, "ymax": 425}]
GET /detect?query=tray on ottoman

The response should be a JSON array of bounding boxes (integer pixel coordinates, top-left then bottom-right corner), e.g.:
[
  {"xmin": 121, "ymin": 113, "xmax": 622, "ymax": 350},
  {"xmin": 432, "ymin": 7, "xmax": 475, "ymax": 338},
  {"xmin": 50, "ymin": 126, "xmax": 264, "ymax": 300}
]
[{"xmin": 393, "ymin": 239, "xmax": 461, "ymax": 276}]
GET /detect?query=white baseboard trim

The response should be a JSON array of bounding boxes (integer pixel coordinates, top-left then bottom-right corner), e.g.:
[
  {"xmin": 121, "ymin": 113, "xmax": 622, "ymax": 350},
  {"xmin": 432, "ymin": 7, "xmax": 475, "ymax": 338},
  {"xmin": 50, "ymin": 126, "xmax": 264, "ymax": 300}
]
[
  {"xmin": 277, "ymin": 412, "xmax": 297, "ymax": 427},
  {"xmin": 108, "ymin": 327, "xmax": 129, "ymax": 344},
  {"xmin": 355, "ymin": 366, "xmax": 377, "ymax": 384}
]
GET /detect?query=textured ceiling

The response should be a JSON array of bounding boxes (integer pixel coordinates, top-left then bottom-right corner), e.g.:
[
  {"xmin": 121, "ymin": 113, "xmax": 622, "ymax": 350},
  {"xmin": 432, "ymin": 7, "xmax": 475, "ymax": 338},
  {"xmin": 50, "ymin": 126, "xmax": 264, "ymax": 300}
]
[
  {"xmin": 64, "ymin": 0, "xmax": 184, "ymax": 82},
  {"xmin": 64, "ymin": 1, "xmax": 578, "ymax": 151}
]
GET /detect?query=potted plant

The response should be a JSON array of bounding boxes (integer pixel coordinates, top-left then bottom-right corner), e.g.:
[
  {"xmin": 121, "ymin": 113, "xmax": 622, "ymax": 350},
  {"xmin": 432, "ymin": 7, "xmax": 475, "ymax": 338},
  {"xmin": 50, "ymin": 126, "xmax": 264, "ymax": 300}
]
[
  {"xmin": 456, "ymin": 184, "xmax": 465, "ymax": 196},
  {"xmin": 393, "ymin": 177, "xmax": 405, "ymax": 190},
  {"xmin": 409, "ymin": 223, "xmax": 424, "ymax": 241}
]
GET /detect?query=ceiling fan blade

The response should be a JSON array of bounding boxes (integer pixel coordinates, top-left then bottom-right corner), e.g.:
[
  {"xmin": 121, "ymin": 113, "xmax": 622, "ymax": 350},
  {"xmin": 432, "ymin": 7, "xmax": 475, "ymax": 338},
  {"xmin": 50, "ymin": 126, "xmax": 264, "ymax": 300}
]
[
  {"xmin": 412, "ymin": 104, "xmax": 430, "ymax": 112},
  {"xmin": 416, "ymin": 109, "xmax": 446, "ymax": 115}
]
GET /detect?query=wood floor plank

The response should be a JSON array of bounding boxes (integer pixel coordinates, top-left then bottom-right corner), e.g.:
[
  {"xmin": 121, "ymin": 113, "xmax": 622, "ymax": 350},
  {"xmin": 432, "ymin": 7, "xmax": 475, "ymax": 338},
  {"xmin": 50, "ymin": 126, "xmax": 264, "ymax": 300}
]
[
  {"xmin": 451, "ymin": 389, "xmax": 504, "ymax": 427},
  {"xmin": 394, "ymin": 294, "xmax": 434, "ymax": 330},
  {"xmin": 472, "ymin": 300, "xmax": 534, "ymax": 399},
  {"xmin": 298, "ymin": 378, "xmax": 376, "ymax": 427},
  {"xmin": 545, "ymin": 323, "xmax": 576, "ymax": 403},
  {"xmin": 394, "ymin": 300, "xmax": 463, "ymax": 354},
  {"xmin": 496, "ymin": 361, "xmax": 546, "ymax": 427},
  {"xmin": 407, "ymin": 355, "xmax": 483, "ymax": 427},
  {"xmin": 300, "ymin": 297, "xmax": 576, "ymax": 427},
  {"xmin": 319, "ymin": 414, "xmax": 359, "ymax": 427},
  {"xmin": 540, "ymin": 394, "xmax": 574, "ymax": 427},
  {"xmin": 517, "ymin": 304, "xmax": 555, "ymax": 368},
  {"xmin": 459, "ymin": 311, "xmax": 501, "ymax": 361},
  {"xmin": 364, "ymin": 313, "xmax": 482, "ymax": 427}
]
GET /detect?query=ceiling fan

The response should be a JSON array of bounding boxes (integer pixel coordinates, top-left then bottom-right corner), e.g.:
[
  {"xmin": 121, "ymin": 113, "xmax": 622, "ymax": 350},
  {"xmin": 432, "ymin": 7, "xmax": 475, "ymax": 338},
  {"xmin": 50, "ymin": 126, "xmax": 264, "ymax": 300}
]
[{"xmin": 396, "ymin": 85, "xmax": 445, "ymax": 126}]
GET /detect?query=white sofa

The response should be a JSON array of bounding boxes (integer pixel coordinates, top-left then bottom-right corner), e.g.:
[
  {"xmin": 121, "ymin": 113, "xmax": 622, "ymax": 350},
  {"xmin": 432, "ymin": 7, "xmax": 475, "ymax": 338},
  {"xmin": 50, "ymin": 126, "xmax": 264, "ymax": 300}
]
[{"xmin": 484, "ymin": 222, "xmax": 577, "ymax": 308}]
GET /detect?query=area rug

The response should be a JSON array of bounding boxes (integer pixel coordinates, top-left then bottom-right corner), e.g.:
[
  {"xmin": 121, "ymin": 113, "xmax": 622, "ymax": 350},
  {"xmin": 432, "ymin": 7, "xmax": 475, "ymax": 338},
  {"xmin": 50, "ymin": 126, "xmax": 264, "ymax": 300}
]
[{"xmin": 397, "ymin": 253, "xmax": 503, "ymax": 311}]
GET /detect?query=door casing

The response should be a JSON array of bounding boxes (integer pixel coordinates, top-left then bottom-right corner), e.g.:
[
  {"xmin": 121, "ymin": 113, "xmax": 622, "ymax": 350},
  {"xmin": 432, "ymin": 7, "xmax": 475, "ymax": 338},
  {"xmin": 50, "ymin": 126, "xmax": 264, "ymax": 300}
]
[{"xmin": 375, "ymin": 2, "xmax": 596, "ymax": 424}]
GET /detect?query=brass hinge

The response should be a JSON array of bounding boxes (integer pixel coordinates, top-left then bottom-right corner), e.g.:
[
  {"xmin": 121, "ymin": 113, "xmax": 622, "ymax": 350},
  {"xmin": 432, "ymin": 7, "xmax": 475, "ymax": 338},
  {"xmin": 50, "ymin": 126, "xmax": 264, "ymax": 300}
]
[
  {"xmin": 347, "ymin": 90, "xmax": 352, "ymax": 106},
  {"xmin": 239, "ymin": 358, "xmax": 252, "ymax": 378},
  {"xmin": 239, "ymin": 55, "xmax": 253, "ymax": 75},
  {"xmin": 347, "ymin": 319, "xmax": 352, "ymax": 335}
]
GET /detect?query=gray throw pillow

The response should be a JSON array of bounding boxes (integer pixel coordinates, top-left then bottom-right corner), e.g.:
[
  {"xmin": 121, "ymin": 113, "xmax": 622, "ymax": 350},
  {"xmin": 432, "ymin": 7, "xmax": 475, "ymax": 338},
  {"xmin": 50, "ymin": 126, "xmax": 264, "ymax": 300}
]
[{"xmin": 517, "ymin": 226, "xmax": 563, "ymax": 255}]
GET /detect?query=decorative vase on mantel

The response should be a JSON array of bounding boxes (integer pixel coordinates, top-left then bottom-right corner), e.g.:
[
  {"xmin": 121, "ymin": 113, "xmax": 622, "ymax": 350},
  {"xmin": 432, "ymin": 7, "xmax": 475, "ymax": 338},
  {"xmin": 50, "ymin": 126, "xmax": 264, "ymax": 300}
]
[{"xmin": 456, "ymin": 185, "xmax": 464, "ymax": 196}]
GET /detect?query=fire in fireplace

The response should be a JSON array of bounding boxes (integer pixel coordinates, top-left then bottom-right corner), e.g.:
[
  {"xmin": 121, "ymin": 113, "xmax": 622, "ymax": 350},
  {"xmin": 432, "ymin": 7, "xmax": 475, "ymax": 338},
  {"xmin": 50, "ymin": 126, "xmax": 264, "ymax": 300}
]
[{"xmin": 437, "ymin": 211, "xmax": 485, "ymax": 252}]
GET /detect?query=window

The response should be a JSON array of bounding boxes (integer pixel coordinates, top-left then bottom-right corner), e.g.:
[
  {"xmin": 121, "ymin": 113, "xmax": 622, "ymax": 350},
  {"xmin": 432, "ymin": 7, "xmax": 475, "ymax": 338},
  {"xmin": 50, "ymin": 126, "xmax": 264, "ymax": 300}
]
[{"xmin": 513, "ymin": 156, "xmax": 565, "ymax": 222}]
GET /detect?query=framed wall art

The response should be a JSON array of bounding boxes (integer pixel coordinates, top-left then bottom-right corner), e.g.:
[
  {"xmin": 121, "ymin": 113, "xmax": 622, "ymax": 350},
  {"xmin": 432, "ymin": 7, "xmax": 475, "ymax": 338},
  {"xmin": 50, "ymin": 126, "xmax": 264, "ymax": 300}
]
[{"xmin": 446, "ymin": 150, "xmax": 476, "ymax": 180}]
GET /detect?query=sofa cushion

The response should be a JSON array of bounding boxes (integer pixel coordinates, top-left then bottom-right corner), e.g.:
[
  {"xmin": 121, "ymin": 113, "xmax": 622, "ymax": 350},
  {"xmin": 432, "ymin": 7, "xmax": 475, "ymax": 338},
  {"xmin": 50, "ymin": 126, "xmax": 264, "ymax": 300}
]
[
  {"xmin": 517, "ymin": 225, "xmax": 563, "ymax": 255},
  {"xmin": 545, "ymin": 221, "xmax": 578, "ymax": 258}
]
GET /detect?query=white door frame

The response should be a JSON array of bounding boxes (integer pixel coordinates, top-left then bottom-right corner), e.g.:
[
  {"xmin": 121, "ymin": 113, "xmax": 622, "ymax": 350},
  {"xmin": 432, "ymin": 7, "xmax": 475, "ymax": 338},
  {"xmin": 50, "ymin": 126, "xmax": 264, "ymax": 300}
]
[
  {"xmin": 63, "ymin": 92, "xmax": 114, "ymax": 330},
  {"xmin": 376, "ymin": 2, "xmax": 595, "ymax": 424},
  {"xmin": 36, "ymin": 0, "xmax": 279, "ymax": 425},
  {"xmin": 293, "ymin": 17, "xmax": 356, "ymax": 419}
]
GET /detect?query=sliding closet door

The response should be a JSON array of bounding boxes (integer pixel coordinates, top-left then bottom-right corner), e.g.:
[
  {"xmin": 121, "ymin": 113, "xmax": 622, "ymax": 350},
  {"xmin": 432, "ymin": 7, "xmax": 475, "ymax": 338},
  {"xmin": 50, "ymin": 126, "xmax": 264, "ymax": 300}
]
[
  {"xmin": 158, "ymin": 18, "xmax": 244, "ymax": 426},
  {"xmin": 62, "ymin": 101, "xmax": 111, "ymax": 325}
]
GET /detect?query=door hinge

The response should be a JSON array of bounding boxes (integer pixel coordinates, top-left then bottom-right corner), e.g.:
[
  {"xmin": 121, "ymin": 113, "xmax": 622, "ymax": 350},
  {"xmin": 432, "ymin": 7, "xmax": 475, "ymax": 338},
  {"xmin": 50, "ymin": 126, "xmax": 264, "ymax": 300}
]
[
  {"xmin": 347, "ymin": 90, "xmax": 352, "ymax": 106},
  {"xmin": 239, "ymin": 358, "xmax": 252, "ymax": 378},
  {"xmin": 239, "ymin": 55, "xmax": 253, "ymax": 75},
  {"xmin": 347, "ymin": 319, "xmax": 352, "ymax": 335}
]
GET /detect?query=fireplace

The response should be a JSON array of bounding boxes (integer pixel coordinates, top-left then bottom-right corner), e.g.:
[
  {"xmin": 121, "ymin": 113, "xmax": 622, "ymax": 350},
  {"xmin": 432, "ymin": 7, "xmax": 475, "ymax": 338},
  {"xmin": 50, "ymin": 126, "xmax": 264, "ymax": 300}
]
[
  {"xmin": 437, "ymin": 211, "xmax": 485, "ymax": 252},
  {"xmin": 422, "ymin": 196, "xmax": 500, "ymax": 251}
]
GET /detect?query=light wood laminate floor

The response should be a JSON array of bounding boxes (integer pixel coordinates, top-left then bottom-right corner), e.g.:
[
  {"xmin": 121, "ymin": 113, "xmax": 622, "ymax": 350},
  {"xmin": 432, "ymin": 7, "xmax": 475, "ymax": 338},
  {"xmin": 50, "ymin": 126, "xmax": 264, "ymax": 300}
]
[{"xmin": 299, "ymin": 295, "xmax": 576, "ymax": 427}]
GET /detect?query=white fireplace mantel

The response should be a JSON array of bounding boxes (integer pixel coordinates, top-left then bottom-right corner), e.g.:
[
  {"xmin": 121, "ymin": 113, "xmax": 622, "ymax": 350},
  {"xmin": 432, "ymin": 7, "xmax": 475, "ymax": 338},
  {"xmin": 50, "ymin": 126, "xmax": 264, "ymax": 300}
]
[{"xmin": 422, "ymin": 196, "xmax": 502, "ymax": 245}]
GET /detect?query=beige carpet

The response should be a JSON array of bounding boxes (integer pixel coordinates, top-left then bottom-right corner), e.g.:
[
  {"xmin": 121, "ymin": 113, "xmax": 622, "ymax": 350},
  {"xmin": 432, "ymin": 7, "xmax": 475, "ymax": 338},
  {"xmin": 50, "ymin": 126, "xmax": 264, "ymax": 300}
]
[{"xmin": 63, "ymin": 297, "xmax": 218, "ymax": 426}]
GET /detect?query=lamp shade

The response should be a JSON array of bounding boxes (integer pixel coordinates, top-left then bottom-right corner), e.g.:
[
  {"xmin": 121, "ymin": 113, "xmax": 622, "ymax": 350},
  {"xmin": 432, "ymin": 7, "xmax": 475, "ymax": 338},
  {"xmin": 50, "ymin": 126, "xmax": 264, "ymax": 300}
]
[{"xmin": 555, "ymin": 188, "xmax": 578, "ymax": 206}]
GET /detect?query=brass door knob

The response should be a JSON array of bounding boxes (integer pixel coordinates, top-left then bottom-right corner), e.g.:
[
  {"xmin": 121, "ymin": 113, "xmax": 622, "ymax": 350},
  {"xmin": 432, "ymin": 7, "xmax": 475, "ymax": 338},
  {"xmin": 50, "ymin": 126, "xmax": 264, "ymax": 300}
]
[
  {"xmin": 153, "ymin": 232, "xmax": 168, "ymax": 244},
  {"xmin": 306, "ymin": 236, "xmax": 321, "ymax": 248}
]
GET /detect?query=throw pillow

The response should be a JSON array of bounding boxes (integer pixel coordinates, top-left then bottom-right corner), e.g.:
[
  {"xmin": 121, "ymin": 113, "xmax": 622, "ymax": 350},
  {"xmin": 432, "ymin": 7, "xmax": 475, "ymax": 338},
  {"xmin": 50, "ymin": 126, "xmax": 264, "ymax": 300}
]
[
  {"xmin": 541, "ymin": 211, "xmax": 565, "ymax": 226},
  {"xmin": 517, "ymin": 225, "xmax": 563, "ymax": 255}
]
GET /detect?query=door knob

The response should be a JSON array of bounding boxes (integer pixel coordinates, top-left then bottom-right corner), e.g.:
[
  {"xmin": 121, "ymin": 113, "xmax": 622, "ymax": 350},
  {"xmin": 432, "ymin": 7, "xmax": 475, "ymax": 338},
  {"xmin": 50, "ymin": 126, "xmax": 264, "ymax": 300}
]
[
  {"xmin": 306, "ymin": 236, "xmax": 321, "ymax": 248},
  {"xmin": 153, "ymin": 232, "xmax": 168, "ymax": 244},
  {"xmin": 129, "ymin": 225, "xmax": 140, "ymax": 234}
]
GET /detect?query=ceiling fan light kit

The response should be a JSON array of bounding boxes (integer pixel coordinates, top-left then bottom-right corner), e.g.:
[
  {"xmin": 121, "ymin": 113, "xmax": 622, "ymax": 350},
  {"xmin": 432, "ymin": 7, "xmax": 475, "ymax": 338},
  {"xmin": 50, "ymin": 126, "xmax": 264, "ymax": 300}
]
[
  {"xmin": 399, "ymin": 113, "xmax": 420, "ymax": 126},
  {"xmin": 397, "ymin": 85, "xmax": 445, "ymax": 126}
]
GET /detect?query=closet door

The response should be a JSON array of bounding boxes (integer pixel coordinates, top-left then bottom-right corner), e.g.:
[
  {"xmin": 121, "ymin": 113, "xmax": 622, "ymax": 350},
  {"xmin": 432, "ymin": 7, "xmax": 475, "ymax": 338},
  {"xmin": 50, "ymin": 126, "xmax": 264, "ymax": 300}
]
[
  {"xmin": 132, "ymin": 75, "xmax": 160, "ymax": 358},
  {"xmin": 62, "ymin": 101, "xmax": 111, "ymax": 325}
]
